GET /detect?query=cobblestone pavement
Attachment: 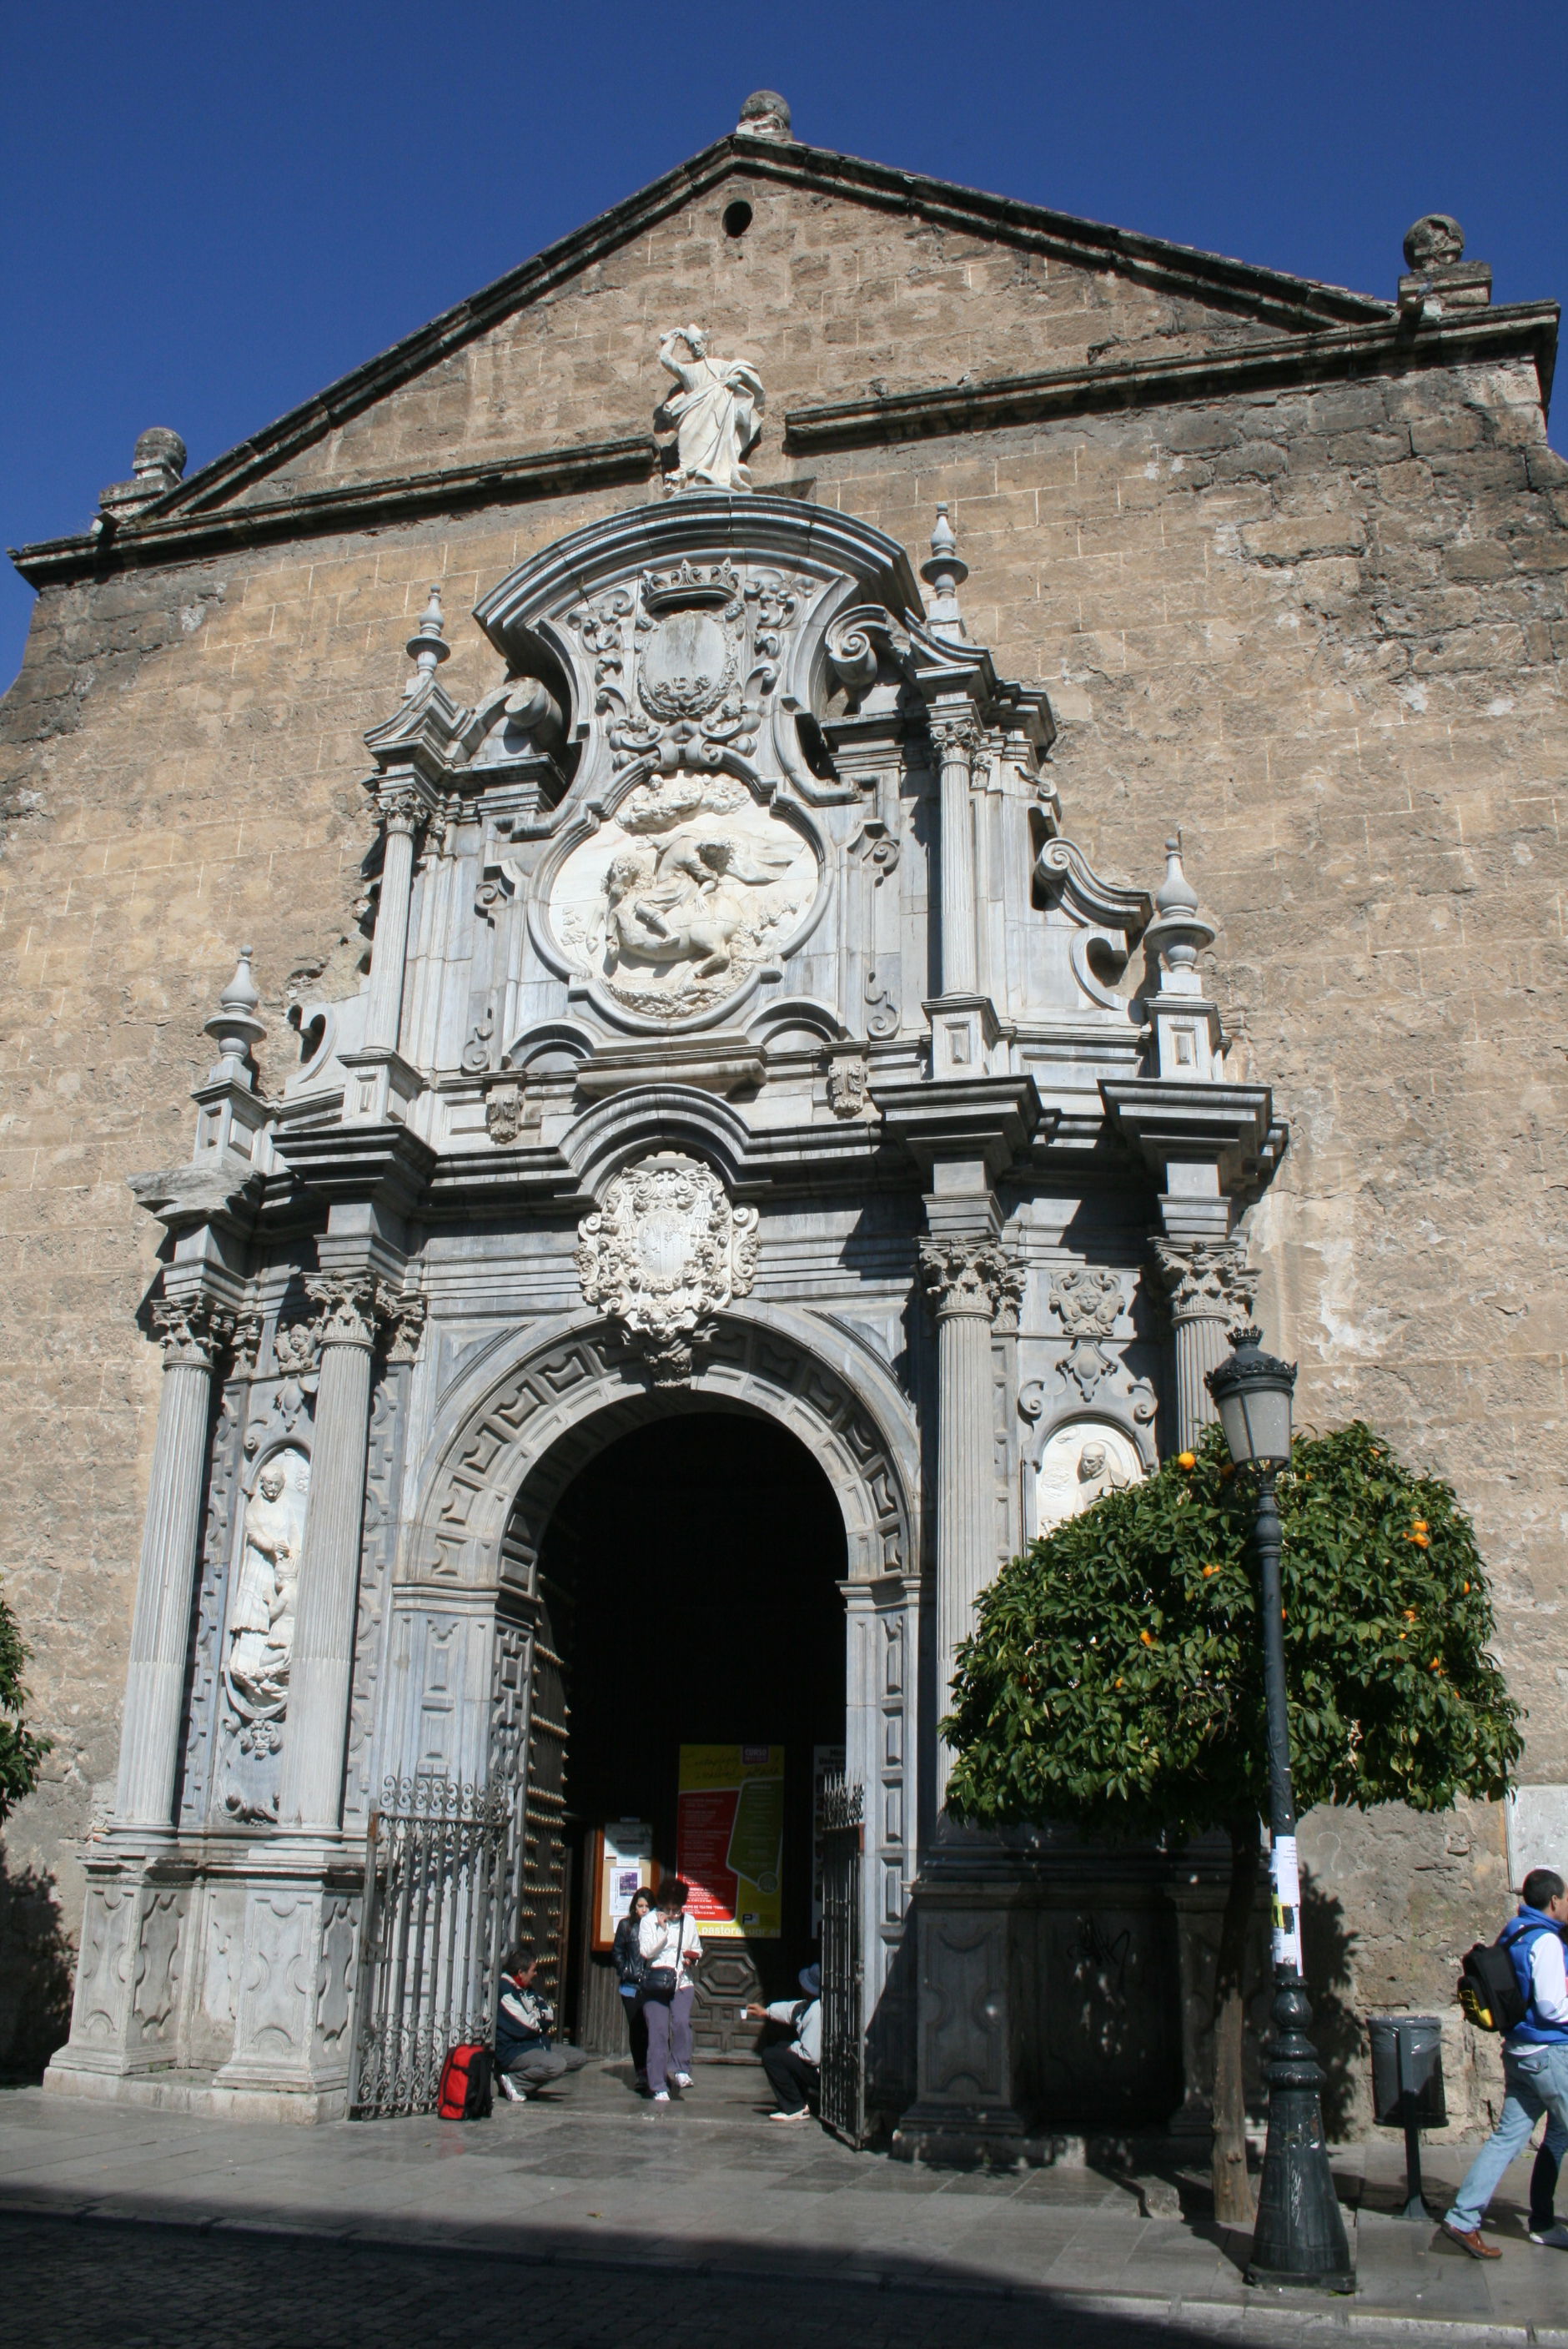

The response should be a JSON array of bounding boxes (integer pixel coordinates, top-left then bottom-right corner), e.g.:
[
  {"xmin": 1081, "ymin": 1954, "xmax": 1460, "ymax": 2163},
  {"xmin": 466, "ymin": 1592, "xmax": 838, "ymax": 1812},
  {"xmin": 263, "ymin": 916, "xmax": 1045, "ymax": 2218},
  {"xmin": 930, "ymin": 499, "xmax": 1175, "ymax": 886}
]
[
  {"xmin": 5, "ymin": 2065, "xmax": 1568, "ymax": 2347},
  {"xmin": 0, "ymin": 2205, "xmax": 1550, "ymax": 2349}
]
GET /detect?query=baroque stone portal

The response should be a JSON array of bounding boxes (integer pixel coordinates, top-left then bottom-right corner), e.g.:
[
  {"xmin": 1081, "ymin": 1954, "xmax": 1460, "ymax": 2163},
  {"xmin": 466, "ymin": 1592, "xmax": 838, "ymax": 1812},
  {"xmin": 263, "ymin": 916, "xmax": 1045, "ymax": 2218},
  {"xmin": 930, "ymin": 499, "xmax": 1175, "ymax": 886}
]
[
  {"xmin": 575, "ymin": 1152, "xmax": 759, "ymax": 1381},
  {"xmin": 550, "ymin": 771, "xmax": 816, "ymax": 1019}
]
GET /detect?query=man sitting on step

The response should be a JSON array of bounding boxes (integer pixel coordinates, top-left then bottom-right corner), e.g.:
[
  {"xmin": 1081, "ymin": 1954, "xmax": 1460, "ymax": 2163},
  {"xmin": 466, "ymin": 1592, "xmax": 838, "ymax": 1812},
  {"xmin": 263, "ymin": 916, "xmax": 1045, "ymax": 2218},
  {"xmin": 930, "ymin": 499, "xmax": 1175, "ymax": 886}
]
[{"xmin": 495, "ymin": 1944, "xmax": 591, "ymax": 2102}]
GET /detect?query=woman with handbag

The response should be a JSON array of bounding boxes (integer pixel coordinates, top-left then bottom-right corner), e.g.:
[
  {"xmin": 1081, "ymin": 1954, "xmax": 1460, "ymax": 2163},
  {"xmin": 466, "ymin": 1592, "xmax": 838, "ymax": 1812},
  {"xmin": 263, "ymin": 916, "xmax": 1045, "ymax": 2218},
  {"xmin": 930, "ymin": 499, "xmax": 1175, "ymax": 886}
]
[
  {"xmin": 638, "ymin": 1877, "xmax": 701, "ymax": 2103},
  {"xmin": 612, "ymin": 1884, "xmax": 655, "ymax": 2093}
]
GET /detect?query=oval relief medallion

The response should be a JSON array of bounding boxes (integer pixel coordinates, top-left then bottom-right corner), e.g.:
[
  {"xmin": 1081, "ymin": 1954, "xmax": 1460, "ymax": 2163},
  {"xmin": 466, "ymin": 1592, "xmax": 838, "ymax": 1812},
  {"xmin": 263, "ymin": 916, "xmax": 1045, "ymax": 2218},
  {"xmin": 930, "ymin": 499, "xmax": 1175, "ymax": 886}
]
[{"xmin": 550, "ymin": 771, "xmax": 818, "ymax": 1021}]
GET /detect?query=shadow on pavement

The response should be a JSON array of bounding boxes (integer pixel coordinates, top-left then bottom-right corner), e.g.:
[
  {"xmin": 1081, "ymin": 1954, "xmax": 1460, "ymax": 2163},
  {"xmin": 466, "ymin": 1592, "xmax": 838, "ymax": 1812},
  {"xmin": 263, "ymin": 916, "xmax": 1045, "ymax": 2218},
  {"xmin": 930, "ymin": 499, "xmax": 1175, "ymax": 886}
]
[{"xmin": 0, "ymin": 2202, "xmax": 1333, "ymax": 2349}]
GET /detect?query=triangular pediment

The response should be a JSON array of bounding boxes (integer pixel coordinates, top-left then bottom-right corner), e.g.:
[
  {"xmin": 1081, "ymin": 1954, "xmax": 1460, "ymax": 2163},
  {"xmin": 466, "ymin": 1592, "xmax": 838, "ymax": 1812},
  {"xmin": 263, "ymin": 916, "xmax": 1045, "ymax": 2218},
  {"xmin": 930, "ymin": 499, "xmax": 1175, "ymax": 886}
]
[{"xmin": 143, "ymin": 132, "xmax": 1392, "ymax": 525}]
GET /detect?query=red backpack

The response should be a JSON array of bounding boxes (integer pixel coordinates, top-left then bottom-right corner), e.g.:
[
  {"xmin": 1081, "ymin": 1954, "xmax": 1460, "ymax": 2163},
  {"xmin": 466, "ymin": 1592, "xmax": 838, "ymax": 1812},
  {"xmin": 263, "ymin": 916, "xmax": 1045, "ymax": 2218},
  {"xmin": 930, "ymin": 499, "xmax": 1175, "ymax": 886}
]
[{"xmin": 438, "ymin": 2041, "xmax": 494, "ymax": 2121}]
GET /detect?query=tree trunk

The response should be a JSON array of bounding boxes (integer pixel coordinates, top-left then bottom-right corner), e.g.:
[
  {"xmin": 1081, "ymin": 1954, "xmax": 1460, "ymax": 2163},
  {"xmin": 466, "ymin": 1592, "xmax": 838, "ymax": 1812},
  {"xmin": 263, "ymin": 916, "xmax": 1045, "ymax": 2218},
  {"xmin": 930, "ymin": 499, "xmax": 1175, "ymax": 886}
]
[{"xmin": 1211, "ymin": 1819, "xmax": 1260, "ymax": 2227}]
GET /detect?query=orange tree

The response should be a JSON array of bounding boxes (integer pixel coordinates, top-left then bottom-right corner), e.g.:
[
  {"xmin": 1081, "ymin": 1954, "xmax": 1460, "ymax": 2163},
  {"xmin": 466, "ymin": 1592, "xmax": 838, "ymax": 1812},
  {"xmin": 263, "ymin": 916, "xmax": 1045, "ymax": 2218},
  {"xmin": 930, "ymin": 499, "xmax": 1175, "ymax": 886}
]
[
  {"xmin": 0, "ymin": 1587, "xmax": 48, "ymax": 1827},
  {"xmin": 942, "ymin": 1420, "xmax": 1520, "ymax": 2223}
]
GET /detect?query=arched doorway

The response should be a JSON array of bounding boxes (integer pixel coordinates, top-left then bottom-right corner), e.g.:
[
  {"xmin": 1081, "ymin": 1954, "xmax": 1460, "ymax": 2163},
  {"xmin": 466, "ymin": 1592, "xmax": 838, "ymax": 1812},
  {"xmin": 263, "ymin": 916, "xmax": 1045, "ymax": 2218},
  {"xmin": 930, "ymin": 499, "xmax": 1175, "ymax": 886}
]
[{"xmin": 515, "ymin": 1404, "xmax": 847, "ymax": 2057}]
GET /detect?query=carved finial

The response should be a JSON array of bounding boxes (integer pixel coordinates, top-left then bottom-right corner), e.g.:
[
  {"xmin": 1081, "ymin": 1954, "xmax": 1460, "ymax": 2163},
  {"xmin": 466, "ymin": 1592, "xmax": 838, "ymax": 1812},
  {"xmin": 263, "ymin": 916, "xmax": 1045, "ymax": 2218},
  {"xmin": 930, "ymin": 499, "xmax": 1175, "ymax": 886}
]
[
  {"xmin": 1144, "ymin": 832, "xmax": 1214, "ymax": 992},
  {"xmin": 1155, "ymin": 831, "xmax": 1201, "ymax": 919},
  {"xmin": 403, "ymin": 584, "xmax": 450, "ymax": 700},
  {"xmin": 920, "ymin": 504, "xmax": 969, "ymax": 642},
  {"xmin": 1397, "ymin": 214, "xmax": 1490, "ymax": 320},
  {"xmin": 98, "ymin": 426, "xmax": 188, "ymax": 521},
  {"xmin": 736, "ymin": 89, "xmax": 791, "ymax": 142},
  {"xmin": 204, "ymin": 946, "xmax": 266, "ymax": 1078},
  {"xmin": 1403, "ymin": 213, "xmax": 1465, "ymax": 270}
]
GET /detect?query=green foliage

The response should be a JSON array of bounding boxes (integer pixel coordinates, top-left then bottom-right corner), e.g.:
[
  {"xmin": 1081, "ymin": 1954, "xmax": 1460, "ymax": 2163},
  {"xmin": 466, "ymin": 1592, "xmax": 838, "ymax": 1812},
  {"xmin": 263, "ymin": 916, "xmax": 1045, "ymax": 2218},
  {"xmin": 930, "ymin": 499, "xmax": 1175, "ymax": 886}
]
[
  {"xmin": 943, "ymin": 1421, "xmax": 1521, "ymax": 1841},
  {"xmin": 0, "ymin": 1585, "xmax": 48, "ymax": 1827}
]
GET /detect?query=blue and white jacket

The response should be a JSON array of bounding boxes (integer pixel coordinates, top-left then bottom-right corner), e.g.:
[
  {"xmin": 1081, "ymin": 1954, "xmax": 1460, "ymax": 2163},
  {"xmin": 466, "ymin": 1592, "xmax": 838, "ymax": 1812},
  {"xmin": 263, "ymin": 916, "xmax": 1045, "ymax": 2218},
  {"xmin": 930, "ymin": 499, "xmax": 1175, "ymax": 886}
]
[{"xmin": 1501, "ymin": 1907, "xmax": 1568, "ymax": 2048}]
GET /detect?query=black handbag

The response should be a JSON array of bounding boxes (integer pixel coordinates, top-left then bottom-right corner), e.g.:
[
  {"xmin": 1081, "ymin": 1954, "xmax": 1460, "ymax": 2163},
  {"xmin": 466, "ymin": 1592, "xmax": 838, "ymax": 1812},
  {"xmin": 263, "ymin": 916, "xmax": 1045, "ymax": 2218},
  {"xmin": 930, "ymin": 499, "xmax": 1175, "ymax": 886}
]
[{"xmin": 641, "ymin": 1913, "xmax": 684, "ymax": 2004}]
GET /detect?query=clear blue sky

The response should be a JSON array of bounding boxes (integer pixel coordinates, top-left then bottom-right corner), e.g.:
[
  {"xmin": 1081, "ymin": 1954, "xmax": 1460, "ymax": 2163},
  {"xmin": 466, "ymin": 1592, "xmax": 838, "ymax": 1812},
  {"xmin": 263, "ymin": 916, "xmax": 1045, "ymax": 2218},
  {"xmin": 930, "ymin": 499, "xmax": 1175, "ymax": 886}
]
[{"xmin": 3, "ymin": 0, "xmax": 1563, "ymax": 689}]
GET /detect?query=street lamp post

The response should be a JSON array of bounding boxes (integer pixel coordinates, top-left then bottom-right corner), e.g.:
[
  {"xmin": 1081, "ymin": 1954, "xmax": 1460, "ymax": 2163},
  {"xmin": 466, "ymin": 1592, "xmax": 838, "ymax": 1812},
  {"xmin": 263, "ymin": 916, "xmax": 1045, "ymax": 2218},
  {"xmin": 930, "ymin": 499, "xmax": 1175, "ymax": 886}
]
[{"xmin": 1206, "ymin": 1325, "xmax": 1354, "ymax": 2295}]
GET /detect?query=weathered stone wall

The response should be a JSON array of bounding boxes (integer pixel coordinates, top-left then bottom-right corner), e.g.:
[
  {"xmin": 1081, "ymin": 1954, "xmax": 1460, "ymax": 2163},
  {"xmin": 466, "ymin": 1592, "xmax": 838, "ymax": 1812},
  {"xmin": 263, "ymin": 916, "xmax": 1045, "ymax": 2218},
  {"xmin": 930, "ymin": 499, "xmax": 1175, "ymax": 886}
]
[
  {"xmin": 1, "ymin": 167, "xmax": 1563, "ymax": 2112},
  {"xmin": 245, "ymin": 174, "xmax": 1284, "ymax": 501}
]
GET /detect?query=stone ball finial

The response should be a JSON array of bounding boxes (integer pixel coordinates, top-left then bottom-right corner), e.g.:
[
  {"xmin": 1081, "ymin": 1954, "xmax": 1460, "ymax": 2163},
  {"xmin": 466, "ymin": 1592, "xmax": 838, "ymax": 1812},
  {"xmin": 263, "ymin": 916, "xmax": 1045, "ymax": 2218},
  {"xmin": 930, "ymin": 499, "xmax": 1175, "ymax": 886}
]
[
  {"xmin": 1403, "ymin": 214, "xmax": 1465, "ymax": 271},
  {"xmin": 133, "ymin": 427, "xmax": 187, "ymax": 482},
  {"xmin": 737, "ymin": 90, "xmax": 792, "ymax": 142}
]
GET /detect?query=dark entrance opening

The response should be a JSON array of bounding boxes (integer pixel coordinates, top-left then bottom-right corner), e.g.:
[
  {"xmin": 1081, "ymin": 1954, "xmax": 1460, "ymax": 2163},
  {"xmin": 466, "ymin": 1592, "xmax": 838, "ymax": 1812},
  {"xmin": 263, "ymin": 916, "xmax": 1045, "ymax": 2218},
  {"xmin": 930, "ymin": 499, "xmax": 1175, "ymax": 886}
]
[{"xmin": 532, "ymin": 1407, "xmax": 847, "ymax": 2063}]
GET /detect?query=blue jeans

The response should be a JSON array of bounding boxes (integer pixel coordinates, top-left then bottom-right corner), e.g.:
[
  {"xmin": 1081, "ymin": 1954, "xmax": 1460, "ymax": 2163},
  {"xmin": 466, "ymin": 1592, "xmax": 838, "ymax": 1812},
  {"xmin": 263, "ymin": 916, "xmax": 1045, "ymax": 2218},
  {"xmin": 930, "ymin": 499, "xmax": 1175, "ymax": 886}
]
[{"xmin": 1447, "ymin": 2042, "xmax": 1568, "ymax": 2232}]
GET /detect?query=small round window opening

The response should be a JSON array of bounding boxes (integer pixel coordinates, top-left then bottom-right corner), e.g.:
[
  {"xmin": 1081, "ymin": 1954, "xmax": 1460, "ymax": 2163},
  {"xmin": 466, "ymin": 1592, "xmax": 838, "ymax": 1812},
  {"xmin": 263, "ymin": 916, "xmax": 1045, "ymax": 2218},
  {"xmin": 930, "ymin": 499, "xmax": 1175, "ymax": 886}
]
[{"xmin": 722, "ymin": 199, "xmax": 754, "ymax": 239}]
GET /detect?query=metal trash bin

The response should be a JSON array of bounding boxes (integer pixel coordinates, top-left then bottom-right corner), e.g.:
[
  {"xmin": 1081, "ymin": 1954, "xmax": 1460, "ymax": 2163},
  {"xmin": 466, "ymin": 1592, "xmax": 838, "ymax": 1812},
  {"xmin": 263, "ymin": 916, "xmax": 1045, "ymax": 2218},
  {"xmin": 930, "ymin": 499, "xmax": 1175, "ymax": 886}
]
[{"xmin": 1369, "ymin": 2014, "xmax": 1446, "ymax": 2218}]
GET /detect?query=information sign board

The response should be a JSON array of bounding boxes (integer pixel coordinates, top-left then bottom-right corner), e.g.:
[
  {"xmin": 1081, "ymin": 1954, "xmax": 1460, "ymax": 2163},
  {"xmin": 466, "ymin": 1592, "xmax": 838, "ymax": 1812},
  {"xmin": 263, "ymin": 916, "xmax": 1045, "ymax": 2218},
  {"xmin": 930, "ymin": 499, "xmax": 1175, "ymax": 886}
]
[{"xmin": 676, "ymin": 1744, "xmax": 784, "ymax": 1939}]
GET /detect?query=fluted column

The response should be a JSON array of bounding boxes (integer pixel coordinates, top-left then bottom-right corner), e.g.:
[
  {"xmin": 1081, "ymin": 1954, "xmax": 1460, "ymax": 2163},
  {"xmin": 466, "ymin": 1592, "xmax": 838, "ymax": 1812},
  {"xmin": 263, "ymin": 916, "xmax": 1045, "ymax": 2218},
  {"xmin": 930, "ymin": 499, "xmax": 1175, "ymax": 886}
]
[
  {"xmin": 362, "ymin": 788, "xmax": 422, "ymax": 1054},
  {"xmin": 276, "ymin": 1274, "xmax": 384, "ymax": 1834},
  {"xmin": 932, "ymin": 716, "xmax": 979, "ymax": 998},
  {"xmin": 1153, "ymin": 1241, "xmax": 1257, "ymax": 1452},
  {"xmin": 920, "ymin": 1240, "xmax": 1021, "ymax": 1794},
  {"xmin": 114, "ymin": 1297, "xmax": 233, "ymax": 1829}
]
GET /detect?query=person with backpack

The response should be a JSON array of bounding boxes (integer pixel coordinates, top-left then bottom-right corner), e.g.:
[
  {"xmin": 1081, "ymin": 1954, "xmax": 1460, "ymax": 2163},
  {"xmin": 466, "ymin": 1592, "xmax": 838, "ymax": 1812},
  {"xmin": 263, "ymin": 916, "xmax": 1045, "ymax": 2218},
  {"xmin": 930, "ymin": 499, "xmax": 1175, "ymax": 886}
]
[
  {"xmin": 1444, "ymin": 1869, "xmax": 1568, "ymax": 2256},
  {"xmin": 638, "ymin": 1878, "xmax": 702, "ymax": 2104},
  {"xmin": 746, "ymin": 1962, "xmax": 822, "ymax": 2122},
  {"xmin": 494, "ymin": 1944, "xmax": 592, "ymax": 2103},
  {"xmin": 612, "ymin": 1884, "xmax": 655, "ymax": 2092}
]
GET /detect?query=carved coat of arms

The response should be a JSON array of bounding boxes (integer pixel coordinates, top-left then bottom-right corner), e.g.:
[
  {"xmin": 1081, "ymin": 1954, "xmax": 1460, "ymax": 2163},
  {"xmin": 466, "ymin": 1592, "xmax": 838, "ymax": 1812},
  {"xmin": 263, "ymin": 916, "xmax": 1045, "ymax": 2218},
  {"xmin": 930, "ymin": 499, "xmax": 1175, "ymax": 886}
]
[{"xmin": 575, "ymin": 1153, "xmax": 758, "ymax": 1381}]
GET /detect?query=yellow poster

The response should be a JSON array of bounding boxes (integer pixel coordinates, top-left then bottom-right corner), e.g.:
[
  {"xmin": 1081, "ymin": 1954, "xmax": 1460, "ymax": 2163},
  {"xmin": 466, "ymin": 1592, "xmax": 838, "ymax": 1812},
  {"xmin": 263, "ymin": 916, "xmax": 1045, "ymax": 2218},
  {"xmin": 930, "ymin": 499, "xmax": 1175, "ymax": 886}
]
[{"xmin": 676, "ymin": 1743, "xmax": 784, "ymax": 1939}]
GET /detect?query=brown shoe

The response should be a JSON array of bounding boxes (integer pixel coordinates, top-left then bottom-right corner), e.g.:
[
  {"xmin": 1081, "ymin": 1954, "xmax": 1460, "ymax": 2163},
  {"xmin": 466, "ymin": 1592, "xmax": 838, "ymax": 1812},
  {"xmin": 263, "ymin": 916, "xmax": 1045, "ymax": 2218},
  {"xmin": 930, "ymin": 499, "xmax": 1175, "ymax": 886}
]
[{"xmin": 1442, "ymin": 2222, "xmax": 1502, "ymax": 2260}]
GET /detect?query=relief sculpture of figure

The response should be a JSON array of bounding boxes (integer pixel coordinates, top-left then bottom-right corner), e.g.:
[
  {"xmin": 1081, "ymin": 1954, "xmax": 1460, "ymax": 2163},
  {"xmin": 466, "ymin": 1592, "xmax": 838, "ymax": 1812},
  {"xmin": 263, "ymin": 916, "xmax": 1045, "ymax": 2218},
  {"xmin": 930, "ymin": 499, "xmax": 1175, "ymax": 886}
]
[
  {"xmin": 657, "ymin": 326, "xmax": 764, "ymax": 492},
  {"xmin": 227, "ymin": 1455, "xmax": 307, "ymax": 1713},
  {"xmin": 603, "ymin": 829, "xmax": 796, "ymax": 979},
  {"xmin": 1075, "ymin": 1438, "xmax": 1133, "ymax": 1506}
]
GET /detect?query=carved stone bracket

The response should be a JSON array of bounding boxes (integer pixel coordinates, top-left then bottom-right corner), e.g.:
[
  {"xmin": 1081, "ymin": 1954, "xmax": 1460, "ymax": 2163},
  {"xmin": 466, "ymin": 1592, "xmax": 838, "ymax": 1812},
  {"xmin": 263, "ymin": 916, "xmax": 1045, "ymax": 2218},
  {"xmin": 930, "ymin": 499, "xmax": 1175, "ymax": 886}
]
[
  {"xmin": 827, "ymin": 1052, "xmax": 871, "ymax": 1119},
  {"xmin": 484, "ymin": 1076, "xmax": 534, "ymax": 1147},
  {"xmin": 152, "ymin": 1295, "xmax": 236, "ymax": 1369},
  {"xmin": 383, "ymin": 1293, "xmax": 428, "ymax": 1366},
  {"xmin": 918, "ymin": 1240, "xmax": 1023, "ymax": 1328},
  {"xmin": 575, "ymin": 1152, "xmax": 758, "ymax": 1385}
]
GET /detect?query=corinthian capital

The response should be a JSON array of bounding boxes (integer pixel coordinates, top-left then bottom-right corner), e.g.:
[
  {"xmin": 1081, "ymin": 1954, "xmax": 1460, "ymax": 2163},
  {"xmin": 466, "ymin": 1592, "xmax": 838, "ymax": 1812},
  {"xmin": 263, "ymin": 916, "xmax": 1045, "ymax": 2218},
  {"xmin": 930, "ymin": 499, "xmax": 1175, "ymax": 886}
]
[
  {"xmin": 152, "ymin": 1295, "xmax": 235, "ymax": 1369},
  {"xmin": 929, "ymin": 713, "xmax": 982, "ymax": 762},
  {"xmin": 1152, "ymin": 1240, "xmax": 1256, "ymax": 1323},
  {"xmin": 919, "ymin": 1239, "xmax": 1022, "ymax": 1325},
  {"xmin": 305, "ymin": 1273, "xmax": 384, "ymax": 1351},
  {"xmin": 379, "ymin": 784, "xmax": 425, "ymax": 840}
]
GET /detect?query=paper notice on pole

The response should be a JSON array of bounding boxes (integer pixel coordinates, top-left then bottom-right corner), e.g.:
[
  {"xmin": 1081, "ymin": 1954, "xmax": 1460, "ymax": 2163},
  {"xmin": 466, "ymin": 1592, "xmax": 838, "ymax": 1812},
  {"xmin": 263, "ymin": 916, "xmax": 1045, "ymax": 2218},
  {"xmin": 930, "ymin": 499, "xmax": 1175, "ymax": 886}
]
[
  {"xmin": 1270, "ymin": 1830, "xmax": 1304, "ymax": 1974},
  {"xmin": 677, "ymin": 1744, "xmax": 784, "ymax": 1939}
]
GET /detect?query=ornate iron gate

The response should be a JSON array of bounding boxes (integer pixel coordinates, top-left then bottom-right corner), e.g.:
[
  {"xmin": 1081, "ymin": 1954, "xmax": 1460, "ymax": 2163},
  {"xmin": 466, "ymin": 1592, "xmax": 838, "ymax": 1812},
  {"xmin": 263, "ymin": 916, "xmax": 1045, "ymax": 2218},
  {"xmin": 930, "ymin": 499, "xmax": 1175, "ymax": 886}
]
[
  {"xmin": 818, "ymin": 1777, "xmax": 865, "ymax": 2145},
  {"xmin": 350, "ymin": 1773, "xmax": 515, "ymax": 2117}
]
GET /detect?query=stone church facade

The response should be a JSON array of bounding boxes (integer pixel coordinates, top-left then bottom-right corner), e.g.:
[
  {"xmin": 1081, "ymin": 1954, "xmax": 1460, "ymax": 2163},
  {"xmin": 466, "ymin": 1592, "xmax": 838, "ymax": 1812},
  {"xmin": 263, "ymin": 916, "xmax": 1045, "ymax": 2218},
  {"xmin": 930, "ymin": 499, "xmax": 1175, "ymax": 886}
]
[{"xmin": 0, "ymin": 94, "xmax": 1562, "ymax": 2136}]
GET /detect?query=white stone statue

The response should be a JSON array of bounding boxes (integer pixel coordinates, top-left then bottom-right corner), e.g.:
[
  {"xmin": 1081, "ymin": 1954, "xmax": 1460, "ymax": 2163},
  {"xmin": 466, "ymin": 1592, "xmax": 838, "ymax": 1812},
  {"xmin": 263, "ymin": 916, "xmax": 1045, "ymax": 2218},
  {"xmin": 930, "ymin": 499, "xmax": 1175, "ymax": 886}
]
[
  {"xmin": 1036, "ymin": 1421, "xmax": 1145, "ymax": 1536},
  {"xmin": 657, "ymin": 327, "xmax": 764, "ymax": 492},
  {"xmin": 227, "ymin": 1451, "xmax": 309, "ymax": 1713}
]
